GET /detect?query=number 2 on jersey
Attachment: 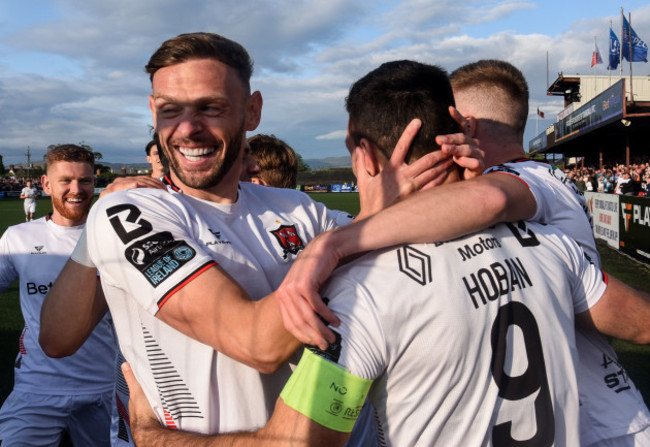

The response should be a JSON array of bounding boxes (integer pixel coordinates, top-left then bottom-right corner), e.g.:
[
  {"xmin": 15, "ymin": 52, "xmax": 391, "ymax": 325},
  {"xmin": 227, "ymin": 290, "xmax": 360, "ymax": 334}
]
[{"xmin": 490, "ymin": 302, "xmax": 554, "ymax": 446}]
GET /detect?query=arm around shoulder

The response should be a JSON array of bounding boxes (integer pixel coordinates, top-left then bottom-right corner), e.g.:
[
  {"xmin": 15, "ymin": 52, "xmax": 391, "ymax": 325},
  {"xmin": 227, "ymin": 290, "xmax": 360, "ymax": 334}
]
[
  {"xmin": 345, "ymin": 172, "xmax": 537, "ymax": 254},
  {"xmin": 155, "ymin": 265, "xmax": 300, "ymax": 374},
  {"xmin": 576, "ymin": 274, "xmax": 650, "ymax": 344},
  {"xmin": 124, "ymin": 360, "xmax": 348, "ymax": 447}
]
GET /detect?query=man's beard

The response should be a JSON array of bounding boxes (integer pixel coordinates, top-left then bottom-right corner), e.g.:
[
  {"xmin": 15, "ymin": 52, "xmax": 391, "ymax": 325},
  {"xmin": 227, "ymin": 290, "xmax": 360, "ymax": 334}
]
[
  {"xmin": 52, "ymin": 194, "xmax": 92, "ymax": 223},
  {"xmin": 165, "ymin": 124, "xmax": 245, "ymax": 190}
]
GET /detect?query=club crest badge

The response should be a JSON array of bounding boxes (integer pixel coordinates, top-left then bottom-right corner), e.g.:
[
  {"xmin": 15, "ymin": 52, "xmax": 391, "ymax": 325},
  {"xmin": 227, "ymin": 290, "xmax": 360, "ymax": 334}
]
[{"xmin": 271, "ymin": 224, "xmax": 304, "ymax": 259}]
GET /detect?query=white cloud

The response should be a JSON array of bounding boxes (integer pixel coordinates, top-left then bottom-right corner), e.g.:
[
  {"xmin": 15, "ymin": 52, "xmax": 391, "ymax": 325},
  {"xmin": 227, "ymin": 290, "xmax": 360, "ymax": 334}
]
[
  {"xmin": 0, "ymin": 0, "xmax": 649, "ymax": 165},
  {"xmin": 316, "ymin": 130, "xmax": 347, "ymax": 140}
]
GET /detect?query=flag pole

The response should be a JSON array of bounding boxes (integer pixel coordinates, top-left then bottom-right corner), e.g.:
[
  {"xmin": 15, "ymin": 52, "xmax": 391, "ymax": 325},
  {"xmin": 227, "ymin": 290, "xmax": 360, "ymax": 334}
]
[
  {"xmin": 594, "ymin": 36, "xmax": 600, "ymax": 96},
  {"xmin": 629, "ymin": 12, "xmax": 634, "ymax": 102},
  {"xmin": 620, "ymin": 7, "xmax": 624, "ymax": 78},
  {"xmin": 594, "ymin": 36, "xmax": 598, "ymax": 94},
  {"xmin": 609, "ymin": 20, "xmax": 613, "ymax": 85}
]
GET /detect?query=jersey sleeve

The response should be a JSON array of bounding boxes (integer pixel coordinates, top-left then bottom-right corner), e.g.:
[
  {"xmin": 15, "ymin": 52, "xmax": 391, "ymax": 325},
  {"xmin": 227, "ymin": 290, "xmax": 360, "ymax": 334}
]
[
  {"xmin": 278, "ymin": 273, "xmax": 382, "ymax": 433},
  {"xmin": 484, "ymin": 164, "xmax": 544, "ymax": 220},
  {"xmin": 85, "ymin": 189, "xmax": 218, "ymax": 315},
  {"xmin": 319, "ymin": 274, "xmax": 387, "ymax": 381},
  {"xmin": 558, "ymin": 233, "xmax": 607, "ymax": 313},
  {"xmin": 0, "ymin": 227, "xmax": 18, "ymax": 292},
  {"xmin": 326, "ymin": 208, "xmax": 355, "ymax": 228},
  {"xmin": 297, "ymin": 191, "xmax": 350, "ymax": 232}
]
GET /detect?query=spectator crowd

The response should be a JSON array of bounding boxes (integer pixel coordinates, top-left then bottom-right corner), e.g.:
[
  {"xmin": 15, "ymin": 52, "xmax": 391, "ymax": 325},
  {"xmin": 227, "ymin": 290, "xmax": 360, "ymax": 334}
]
[
  {"xmin": 0, "ymin": 177, "xmax": 43, "ymax": 193},
  {"xmin": 563, "ymin": 158, "xmax": 650, "ymax": 196}
]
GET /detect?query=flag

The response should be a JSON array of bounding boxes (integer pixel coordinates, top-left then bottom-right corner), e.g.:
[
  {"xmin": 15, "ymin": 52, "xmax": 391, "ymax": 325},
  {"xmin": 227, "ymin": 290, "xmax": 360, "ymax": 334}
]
[
  {"xmin": 537, "ymin": 107, "xmax": 545, "ymax": 119},
  {"xmin": 591, "ymin": 42, "xmax": 603, "ymax": 67},
  {"xmin": 608, "ymin": 28, "xmax": 620, "ymax": 70},
  {"xmin": 622, "ymin": 14, "xmax": 648, "ymax": 62}
]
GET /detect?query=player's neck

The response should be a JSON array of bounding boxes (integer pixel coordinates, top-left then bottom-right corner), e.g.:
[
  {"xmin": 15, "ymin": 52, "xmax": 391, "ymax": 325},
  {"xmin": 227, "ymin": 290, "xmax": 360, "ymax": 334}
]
[
  {"xmin": 169, "ymin": 170, "xmax": 240, "ymax": 204},
  {"xmin": 49, "ymin": 212, "xmax": 87, "ymax": 227},
  {"xmin": 480, "ymin": 137, "xmax": 525, "ymax": 169}
]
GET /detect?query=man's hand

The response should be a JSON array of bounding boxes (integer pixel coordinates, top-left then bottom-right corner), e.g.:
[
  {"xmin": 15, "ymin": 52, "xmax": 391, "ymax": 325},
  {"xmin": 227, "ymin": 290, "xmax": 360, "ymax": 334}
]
[
  {"xmin": 99, "ymin": 176, "xmax": 166, "ymax": 198},
  {"xmin": 274, "ymin": 231, "xmax": 342, "ymax": 350},
  {"xmin": 436, "ymin": 106, "xmax": 485, "ymax": 180},
  {"xmin": 356, "ymin": 119, "xmax": 453, "ymax": 219},
  {"xmin": 122, "ymin": 362, "xmax": 162, "ymax": 446}
]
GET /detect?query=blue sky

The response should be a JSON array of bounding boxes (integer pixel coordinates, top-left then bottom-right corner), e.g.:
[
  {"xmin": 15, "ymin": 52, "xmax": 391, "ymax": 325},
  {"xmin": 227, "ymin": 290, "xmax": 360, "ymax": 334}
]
[{"xmin": 0, "ymin": 0, "xmax": 649, "ymax": 165}]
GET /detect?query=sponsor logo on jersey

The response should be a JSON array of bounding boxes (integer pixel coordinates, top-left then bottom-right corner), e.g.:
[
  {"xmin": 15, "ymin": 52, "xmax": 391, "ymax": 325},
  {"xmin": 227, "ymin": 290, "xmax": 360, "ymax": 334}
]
[
  {"xmin": 457, "ymin": 236, "xmax": 502, "ymax": 262},
  {"xmin": 397, "ymin": 245, "xmax": 432, "ymax": 285},
  {"xmin": 30, "ymin": 245, "xmax": 46, "ymax": 255},
  {"xmin": 205, "ymin": 228, "xmax": 231, "ymax": 246},
  {"xmin": 125, "ymin": 231, "xmax": 196, "ymax": 287},
  {"xmin": 271, "ymin": 224, "xmax": 305, "ymax": 259},
  {"xmin": 601, "ymin": 352, "xmax": 632, "ymax": 393},
  {"xmin": 27, "ymin": 282, "xmax": 53, "ymax": 295}
]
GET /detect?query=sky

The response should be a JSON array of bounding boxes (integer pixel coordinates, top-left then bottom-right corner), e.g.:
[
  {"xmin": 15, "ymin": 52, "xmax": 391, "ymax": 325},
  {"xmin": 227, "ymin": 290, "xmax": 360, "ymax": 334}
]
[{"xmin": 0, "ymin": 0, "xmax": 649, "ymax": 166}]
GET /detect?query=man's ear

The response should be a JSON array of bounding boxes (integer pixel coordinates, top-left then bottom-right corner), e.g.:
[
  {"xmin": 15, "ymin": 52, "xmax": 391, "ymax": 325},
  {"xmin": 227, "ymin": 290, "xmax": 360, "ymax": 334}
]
[
  {"xmin": 41, "ymin": 174, "xmax": 52, "ymax": 196},
  {"xmin": 358, "ymin": 138, "xmax": 381, "ymax": 177},
  {"xmin": 148, "ymin": 95, "xmax": 156, "ymax": 126},
  {"xmin": 246, "ymin": 91, "xmax": 263, "ymax": 131}
]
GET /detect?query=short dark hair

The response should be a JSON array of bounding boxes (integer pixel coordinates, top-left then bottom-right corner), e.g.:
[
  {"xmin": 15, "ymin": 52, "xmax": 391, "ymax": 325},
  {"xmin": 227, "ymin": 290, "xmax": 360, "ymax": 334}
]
[
  {"xmin": 145, "ymin": 139, "xmax": 158, "ymax": 156},
  {"xmin": 145, "ymin": 32, "xmax": 254, "ymax": 93},
  {"xmin": 248, "ymin": 134, "xmax": 298, "ymax": 189},
  {"xmin": 45, "ymin": 145, "xmax": 94, "ymax": 172},
  {"xmin": 345, "ymin": 60, "xmax": 459, "ymax": 163},
  {"xmin": 450, "ymin": 60, "xmax": 529, "ymax": 135},
  {"xmin": 148, "ymin": 133, "xmax": 169, "ymax": 172}
]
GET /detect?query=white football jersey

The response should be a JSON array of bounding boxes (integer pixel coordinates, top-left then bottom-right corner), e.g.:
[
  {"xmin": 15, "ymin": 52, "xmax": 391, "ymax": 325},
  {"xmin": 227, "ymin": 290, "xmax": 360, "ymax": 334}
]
[
  {"xmin": 20, "ymin": 187, "xmax": 38, "ymax": 205},
  {"xmin": 486, "ymin": 159, "xmax": 650, "ymax": 444},
  {"xmin": 86, "ymin": 182, "xmax": 337, "ymax": 435},
  {"xmin": 0, "ymin": 217, "xmax": 116, "ymax": 394},
  {"xmin": 322, "ymin": 221, "xmax": 607, "ymax": 446}
]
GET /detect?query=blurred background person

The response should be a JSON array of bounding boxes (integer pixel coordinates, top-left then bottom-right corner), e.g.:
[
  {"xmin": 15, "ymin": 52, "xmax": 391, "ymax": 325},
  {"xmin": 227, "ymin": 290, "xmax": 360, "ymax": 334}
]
[
  {"xmin": 145, "ymin": 137, "xmax": 165, "ymax": 179},
  {"xmin": 247, "ymin": 134, "xmax": 298, "ymax": 189},
  {"xmin": 239, "ymin": 141, "xmax": 262, "ymax": 183},
  {"xmin": 20, "ymin": 179, "xmax": 39, "ymax": 222}
]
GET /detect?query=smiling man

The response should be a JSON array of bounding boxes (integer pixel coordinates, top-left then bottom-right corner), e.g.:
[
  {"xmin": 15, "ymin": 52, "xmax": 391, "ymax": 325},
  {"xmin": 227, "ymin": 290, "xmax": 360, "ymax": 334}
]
[
  {"xmin": 145, "ymin": 138, "xmax": 166, "ymax": 179},
  {"xmin": 79, "ymin": 32, "xmax": 374, "ymax": 442},
  {"xmin": 0, "ymin": 144, "xmax": 116, "ymax": 446},
  {"xmin": 38, "ymin": 31, "xmax": 458, "ymax": 446}
]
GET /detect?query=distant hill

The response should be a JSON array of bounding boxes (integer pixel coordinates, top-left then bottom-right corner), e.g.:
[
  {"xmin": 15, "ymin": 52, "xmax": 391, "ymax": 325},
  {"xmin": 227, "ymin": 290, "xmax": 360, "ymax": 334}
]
[
  {"xmin": 303, "ymin": 156, "xmax": 351, "ymax": 170},
  {"xmin": 101, "ymin": 162, "xmax": 150, "ymax": 174},
  {"xmin": 6, "ymin": 157, "xmax": 351, "ymax": 174},
  {"xmin": 100, "ymin": 157, "xmax": 352, "ymax": 173}
]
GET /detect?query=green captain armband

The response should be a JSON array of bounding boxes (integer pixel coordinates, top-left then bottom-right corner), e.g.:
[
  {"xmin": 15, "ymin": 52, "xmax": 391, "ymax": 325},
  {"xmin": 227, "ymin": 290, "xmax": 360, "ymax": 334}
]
[{"xmin": 280, "ymin": 348, "xmax": 372, "ymax": 433}]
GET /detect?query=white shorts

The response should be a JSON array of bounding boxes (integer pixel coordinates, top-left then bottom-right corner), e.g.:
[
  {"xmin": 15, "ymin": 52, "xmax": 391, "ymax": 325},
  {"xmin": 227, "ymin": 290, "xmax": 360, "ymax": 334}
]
[
  {"xmin": 0, "ymin": 389, "xmax": 112, "ymax": 447},
  {"xmin": 23, "ymin": 202, "xmax": 36, "ymax": 215}
]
